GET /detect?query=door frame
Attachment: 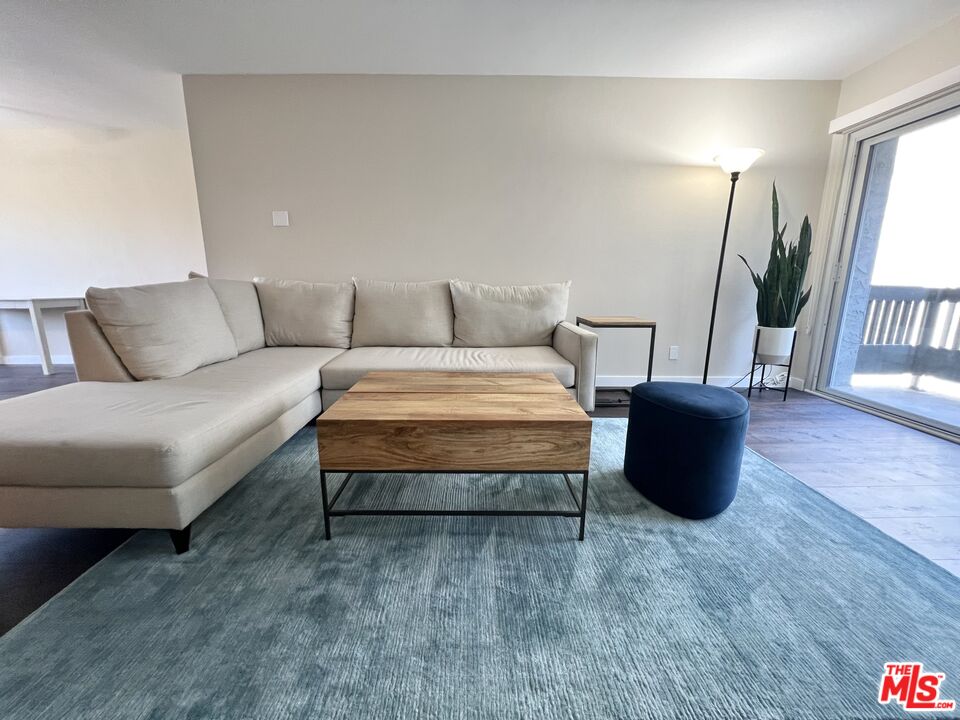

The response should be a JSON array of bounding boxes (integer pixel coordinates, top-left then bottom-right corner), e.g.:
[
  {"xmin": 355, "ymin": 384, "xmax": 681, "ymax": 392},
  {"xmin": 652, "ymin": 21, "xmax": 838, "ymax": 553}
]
[{"xmin": 807, "ymin": 88, "xmax": 960, "ymax": 441}]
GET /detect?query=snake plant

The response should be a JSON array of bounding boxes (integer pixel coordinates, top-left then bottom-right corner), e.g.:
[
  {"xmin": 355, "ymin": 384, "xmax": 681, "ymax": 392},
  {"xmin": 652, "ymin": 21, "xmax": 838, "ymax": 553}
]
[{"xmin": 738, "ymin": 183, "xmax": 813, "ymax": 328}]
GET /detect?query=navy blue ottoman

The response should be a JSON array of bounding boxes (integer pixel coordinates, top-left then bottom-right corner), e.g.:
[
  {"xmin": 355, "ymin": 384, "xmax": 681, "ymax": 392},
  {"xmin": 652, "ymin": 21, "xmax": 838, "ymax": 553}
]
[{"xmin": 623, "ymin": 382, "xmax": 749, "ymax": 519}]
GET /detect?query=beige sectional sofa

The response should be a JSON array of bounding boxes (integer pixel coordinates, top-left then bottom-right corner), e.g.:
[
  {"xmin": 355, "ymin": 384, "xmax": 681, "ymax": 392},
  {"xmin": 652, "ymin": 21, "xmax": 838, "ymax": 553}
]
[{"xmin": 0, "ymin": 276, "xmax": 597, "ymax": 552}]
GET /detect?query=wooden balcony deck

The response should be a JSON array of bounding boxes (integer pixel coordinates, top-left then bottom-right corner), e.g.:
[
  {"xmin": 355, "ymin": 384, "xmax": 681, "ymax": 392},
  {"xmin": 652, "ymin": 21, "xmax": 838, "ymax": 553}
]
[{"xmin": 856, "ymin": 285, "xmax": 960, "ymax": 384}]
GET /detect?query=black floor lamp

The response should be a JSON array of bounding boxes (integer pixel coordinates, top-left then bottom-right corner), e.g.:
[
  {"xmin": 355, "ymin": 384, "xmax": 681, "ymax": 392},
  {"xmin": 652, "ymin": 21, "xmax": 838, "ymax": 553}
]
[{"xmin": 702, "ymin": 147, "xmax": 765, "ymax": 385}]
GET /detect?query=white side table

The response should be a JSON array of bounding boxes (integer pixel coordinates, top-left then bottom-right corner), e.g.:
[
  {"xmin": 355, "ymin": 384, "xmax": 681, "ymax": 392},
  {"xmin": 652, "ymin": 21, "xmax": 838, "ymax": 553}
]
[{"xmin": 0, "ymin": 298, "xmax": 86, "ymax": 375}]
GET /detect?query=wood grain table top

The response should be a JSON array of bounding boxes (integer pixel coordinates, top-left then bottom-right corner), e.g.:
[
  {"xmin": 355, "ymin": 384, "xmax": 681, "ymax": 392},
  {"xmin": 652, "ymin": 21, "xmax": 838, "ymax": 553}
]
[
  {"xmin": 320, "ymin": 372, "xmax": 590, "ymax": 423},
  {"xmin": 576, "ymin": 316, "xmax": 656, "ymax": 328},
  {"xmin": 348, "ymin": 371, "xmax": 572, "ymax": 395}
]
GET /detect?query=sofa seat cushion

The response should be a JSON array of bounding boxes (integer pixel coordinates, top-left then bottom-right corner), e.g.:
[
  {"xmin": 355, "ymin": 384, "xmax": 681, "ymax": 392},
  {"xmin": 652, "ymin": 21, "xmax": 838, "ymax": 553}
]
[
  {"xmin": 320, "ymin": 346, "xmax": 575, "ymax": 390},
  {"xmin": 0, "ymin": 347, "xmax": 341, "ymax": 489}
]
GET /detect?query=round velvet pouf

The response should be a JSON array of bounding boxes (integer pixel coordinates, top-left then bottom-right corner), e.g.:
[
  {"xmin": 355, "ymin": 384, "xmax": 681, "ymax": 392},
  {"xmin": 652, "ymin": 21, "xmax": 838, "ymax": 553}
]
[{"xmin": 623, "ymin": 381, "xmax": 749, "ymax": 519}]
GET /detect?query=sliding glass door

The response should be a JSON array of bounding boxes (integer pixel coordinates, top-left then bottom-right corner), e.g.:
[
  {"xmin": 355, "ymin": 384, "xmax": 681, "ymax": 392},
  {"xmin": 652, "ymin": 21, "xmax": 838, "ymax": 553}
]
[{"xmin": 819, "ymin": 104, "xmax": 960, "ymax": 436}]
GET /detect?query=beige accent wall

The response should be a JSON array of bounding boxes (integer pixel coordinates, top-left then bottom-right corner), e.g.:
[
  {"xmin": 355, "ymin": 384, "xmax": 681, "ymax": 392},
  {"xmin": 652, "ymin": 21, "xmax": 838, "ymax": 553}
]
[
  {"xmin": 184, "ymin": 74, "xmax": 839, "ymax": 382},
  {"xmin": 837, "ymin": 15, "xmax": 960, "ymax": 116}
]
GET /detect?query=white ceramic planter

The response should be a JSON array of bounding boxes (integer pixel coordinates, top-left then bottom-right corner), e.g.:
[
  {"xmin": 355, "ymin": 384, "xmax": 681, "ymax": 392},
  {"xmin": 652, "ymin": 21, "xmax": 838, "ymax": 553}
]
[{"xmin": 755, "ymin": 326, "xmax": 796, "ymax": 365}]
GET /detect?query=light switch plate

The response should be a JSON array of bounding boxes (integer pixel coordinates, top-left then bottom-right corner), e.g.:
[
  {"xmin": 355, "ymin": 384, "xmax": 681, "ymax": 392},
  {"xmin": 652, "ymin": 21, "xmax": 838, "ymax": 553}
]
[{"xmin": 272, "ymin": 210, "xmax": 289, "ymax": 227}]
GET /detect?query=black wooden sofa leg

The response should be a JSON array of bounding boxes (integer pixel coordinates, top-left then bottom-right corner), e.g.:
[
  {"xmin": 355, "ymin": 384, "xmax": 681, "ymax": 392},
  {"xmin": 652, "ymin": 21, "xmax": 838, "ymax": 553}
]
[{"xmin": 169, "ymin": 525, "xmax": 192, "ymax": 554}]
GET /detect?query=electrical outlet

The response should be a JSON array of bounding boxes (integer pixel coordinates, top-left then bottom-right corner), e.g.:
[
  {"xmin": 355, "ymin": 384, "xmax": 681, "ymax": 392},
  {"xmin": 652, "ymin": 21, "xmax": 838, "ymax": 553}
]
[{"xmin": 668, "ymin": 345, "xmax": 680, "ymax": 360}]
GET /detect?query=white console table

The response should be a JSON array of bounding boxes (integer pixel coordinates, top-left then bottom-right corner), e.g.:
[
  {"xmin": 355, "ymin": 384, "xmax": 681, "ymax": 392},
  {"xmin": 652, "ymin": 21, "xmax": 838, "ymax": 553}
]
[{"xmin": 0, "ymin": 298, "xmax": 86, "ymax": 375}]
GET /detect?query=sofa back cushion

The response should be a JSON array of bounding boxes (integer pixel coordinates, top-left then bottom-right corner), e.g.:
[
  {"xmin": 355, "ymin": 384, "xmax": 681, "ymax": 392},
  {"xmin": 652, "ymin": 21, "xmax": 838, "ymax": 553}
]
[
  {"xmin": 85, "ymin": 278, "xmax": 238, "ymax": 380},
  {"xmin": 351, "ymin": 278, "xmax": 454, "ymax": 347},
  {"xmin": 254, "ymin": 278, "xmax": 354, "ymax": 349},
  {"xmin": 189, "ymin": 272, "xmax": 265, "ymax": 353},
  {"xmin": 450, "ymin": 280, "xmax": 571, "ymax": 347}
]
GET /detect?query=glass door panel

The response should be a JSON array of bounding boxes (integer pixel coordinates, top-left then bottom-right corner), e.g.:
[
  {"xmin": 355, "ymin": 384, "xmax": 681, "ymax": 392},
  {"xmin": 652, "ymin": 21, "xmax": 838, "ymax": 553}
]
[{"xmin": 821, "ymin": 110, "xmax": 960, "ymax": 435}]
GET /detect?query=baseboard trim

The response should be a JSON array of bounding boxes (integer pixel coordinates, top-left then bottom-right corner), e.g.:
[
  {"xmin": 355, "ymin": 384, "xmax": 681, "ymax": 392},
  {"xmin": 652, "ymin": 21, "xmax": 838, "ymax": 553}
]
[
  {"xmin": 0, "ymin": 354, "xmax": 74, "ymax": 366},
  {"xmin": 597, "ymin": 374, "xmax": 748, "ymax": 388},
  {"xmin": 0, "ymin": 364, "xmax": 809, "ymax": 387},
  {"xmin": 596, "ymin": 374, "xmax": 807, "ymax": 391}
]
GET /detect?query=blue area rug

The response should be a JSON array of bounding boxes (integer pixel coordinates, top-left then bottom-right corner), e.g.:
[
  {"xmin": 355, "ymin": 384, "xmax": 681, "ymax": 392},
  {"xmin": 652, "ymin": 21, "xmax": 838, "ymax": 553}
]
[{"xmin": 1, "ymin": 419, "xmax": 958, "ymax": 719}]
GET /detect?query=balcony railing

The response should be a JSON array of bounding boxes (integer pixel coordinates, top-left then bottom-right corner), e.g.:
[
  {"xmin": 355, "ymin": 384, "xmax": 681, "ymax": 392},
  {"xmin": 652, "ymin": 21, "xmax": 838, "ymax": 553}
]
[{"xmin": 856, "ymin": 285, "xmax": 960, "ymax": 383}]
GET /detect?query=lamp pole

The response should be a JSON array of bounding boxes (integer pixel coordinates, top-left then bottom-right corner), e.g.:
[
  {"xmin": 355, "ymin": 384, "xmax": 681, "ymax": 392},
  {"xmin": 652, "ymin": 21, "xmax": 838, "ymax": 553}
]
[{"xmin": 702, "ymin": 170, "xmax": 740, "ymax": 384}]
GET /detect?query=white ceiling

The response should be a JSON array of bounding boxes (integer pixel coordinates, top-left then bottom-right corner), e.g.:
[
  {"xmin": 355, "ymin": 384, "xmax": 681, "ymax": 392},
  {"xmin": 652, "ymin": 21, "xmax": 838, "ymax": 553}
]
[{"xmin": 2, "ymin": 0, "xmax": 960, "ymax": 127}]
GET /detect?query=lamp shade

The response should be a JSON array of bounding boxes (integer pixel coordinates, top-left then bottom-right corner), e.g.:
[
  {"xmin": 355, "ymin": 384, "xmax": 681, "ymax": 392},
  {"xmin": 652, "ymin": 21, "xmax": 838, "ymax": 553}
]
[{"xmin": 714, "ymin": 148, "xmax": 765, "ymax": 175}]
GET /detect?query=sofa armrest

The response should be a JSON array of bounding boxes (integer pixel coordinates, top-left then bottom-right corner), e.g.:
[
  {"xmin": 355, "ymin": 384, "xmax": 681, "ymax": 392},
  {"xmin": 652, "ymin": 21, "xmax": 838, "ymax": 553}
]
[
  {"xmin": 65, "ymin": 310, "xmax": 134, "ymax": 382},
  {"xmin": 553, "ymin": 321, "xmax": 598, "ymax": 412}
]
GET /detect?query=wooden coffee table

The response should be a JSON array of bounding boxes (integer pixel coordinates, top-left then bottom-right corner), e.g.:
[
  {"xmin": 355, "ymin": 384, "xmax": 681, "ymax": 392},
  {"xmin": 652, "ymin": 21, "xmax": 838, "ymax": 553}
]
[{"xmin": 316, "ymin": 371, "xmax": 593, "ymax": 539}]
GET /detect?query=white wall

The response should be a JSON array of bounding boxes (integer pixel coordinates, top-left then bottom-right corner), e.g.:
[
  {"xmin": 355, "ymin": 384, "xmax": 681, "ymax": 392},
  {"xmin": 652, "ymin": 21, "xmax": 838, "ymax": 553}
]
[
  {"xmin": 0, "ymin": 80, "xmax": 206, "ymax": 366},
  {"xmin": 837, "ymin": 14, "xmax": 960, "ymax": 116},
  {"xmin": 0, "ymin": 309, "xmax": 72, "ymax": 365},
  {"xmin": 184, "ymin": 74, "xmax": 838, "ymax": 384}
]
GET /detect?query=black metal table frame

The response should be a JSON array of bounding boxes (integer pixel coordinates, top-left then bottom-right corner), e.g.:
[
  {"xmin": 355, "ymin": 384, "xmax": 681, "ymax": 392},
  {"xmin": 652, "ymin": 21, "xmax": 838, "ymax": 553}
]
[
  {"xmin": 319, "ymin": 468, "xmax": 590, "ymax": 541},
  {"xmin": 575, "ymin": 318, "xmax": 656, "ymax": 407}
]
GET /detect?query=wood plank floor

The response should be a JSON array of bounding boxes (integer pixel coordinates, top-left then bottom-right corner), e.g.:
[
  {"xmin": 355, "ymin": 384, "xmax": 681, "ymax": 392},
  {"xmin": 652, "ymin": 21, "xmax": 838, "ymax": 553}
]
[
  {"xmin": 745, "ymin": 393, "xmax": 960, "ymax": 578},
  {"xmin": 594, "ymin": 387, "xmax": 960, "ymax": 577},
  {"xmin": 0, "ymin": 368, "xmax": 957, "ymax": 637},
  {"xmin": 0, "ymin": 364, "xmax": 76, "ymax": 401}
]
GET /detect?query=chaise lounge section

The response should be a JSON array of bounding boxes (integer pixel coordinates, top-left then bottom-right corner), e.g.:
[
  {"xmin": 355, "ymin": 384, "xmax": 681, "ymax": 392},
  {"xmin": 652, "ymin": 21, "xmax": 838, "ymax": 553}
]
[{"xmin": 0, "ymin": 276, "xmax": 597, "ymax": 552}]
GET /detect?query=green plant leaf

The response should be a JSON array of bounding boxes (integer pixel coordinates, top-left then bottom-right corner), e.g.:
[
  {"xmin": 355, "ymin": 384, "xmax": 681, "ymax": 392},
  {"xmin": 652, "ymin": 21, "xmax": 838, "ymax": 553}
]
[
  {"xmin": 742, "ymin": 182, "xmax": 815, "ymax": 327},
  {"xmin": 771, "ymin": 182, "xmax": 779, "ymax": 237},
  {"xmin": 797, "ymin": 286, "xmax": 812, "ymax": 315}
]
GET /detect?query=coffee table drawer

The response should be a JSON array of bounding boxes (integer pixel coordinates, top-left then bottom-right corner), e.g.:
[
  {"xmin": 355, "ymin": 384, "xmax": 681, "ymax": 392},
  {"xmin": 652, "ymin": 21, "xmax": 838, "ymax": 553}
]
[{"xmin": 317, "ymin": 420, "xmax": 591, "ymax": 472}]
